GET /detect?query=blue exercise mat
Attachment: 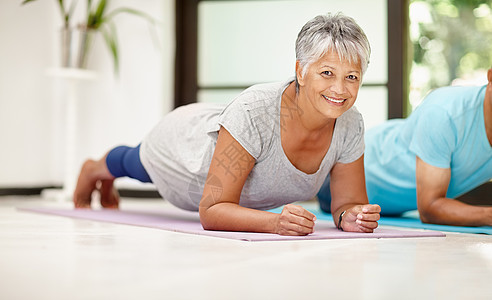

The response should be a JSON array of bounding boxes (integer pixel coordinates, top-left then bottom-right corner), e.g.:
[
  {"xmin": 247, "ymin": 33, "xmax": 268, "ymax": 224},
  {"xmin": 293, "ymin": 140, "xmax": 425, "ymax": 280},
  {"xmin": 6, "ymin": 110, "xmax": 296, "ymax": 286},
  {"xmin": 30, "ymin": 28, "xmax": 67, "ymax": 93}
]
[
  {"xmin": 270, "ymin": 207, "xmax": 492, "ymax": 234},
  {"xmin": 313, "ymin": 209, "xmax": 492, "ymax": 234}
]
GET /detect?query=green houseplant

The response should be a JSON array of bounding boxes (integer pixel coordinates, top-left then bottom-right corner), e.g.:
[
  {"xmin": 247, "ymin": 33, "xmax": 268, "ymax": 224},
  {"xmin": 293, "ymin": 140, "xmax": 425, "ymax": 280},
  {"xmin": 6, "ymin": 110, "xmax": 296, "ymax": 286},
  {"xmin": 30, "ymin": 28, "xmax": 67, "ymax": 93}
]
[
  {"xmin": 22, "ymin": 0, "xmax": 78, "ymax": 67},
  {"xmin": 22, "ymin": 0, "xmax": 77, "ymax": 28},
  {"xmin": 78, "ymin": 0, "xmax": 156, "ymax": 73},
  {"xmin": 22, "ymin": 0, "xmax": 156, "ymax": 73}
]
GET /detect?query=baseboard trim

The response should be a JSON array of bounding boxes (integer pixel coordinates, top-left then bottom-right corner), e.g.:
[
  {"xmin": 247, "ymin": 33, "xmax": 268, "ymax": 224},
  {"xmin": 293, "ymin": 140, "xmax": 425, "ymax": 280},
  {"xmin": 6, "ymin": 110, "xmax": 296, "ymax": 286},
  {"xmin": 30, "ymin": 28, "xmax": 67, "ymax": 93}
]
[
  {"xmin": 0, "ymin": 186, "xmax": 59, "ymax": 196},
  {"xmin": 118, "ymin": 189, "xmax": 161, "ymax": 198},
  {"xmin": 3, "ymin": 181, "xmax": 489, "ymax": 202},
  {"xmin": 0, "ymin": 186, "xmax": 161, "ymax": 199}
]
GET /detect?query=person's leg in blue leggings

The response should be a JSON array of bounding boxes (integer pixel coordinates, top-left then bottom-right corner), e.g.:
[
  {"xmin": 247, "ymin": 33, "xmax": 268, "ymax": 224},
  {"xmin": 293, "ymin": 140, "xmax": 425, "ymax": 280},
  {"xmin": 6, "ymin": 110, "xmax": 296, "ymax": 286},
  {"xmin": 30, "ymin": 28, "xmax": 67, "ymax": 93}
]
[
  {"xmin": 105, "ymin": 145, "xmax": 152, "ymax": 183},
  {"xmin": 73, "ymin": 144, "xmax": 152, "ymax": 209}
]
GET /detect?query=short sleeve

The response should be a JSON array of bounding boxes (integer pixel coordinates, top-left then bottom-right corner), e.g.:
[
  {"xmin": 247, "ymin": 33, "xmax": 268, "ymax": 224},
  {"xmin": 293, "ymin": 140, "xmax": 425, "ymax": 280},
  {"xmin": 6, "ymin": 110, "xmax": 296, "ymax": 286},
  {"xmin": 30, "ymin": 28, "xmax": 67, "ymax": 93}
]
[
  {"xmin": 218, "ymin": 99, "xmax": 263, "ymax": 159},
  {"xmin": 408, "ymin": 106, "xmax": 456, "ymax": 169},
  {"xmin": 338, "ymin": 108, "xmax": 365, "ymax": 164}
]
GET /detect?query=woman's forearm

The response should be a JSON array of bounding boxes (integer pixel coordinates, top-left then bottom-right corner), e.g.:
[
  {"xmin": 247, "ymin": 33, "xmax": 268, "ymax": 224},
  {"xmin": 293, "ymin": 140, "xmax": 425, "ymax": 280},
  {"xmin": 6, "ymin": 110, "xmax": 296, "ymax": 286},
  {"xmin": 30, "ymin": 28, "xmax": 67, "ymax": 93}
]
[{"xmin": 199, "ymin": 202, "xmax": 279, "ymax": 233}]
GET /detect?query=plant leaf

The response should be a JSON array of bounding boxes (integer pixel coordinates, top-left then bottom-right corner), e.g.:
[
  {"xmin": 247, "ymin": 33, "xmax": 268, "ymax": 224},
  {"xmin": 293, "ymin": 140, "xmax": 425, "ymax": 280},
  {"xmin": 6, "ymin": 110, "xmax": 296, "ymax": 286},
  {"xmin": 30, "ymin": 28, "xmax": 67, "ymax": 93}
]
[
  {"xmin": 87, "ymin": 0, "xmax": 107, "ymax": 29},
  {"xmin": 101, "ymin": 23, "xmax": 119, "ymax": 75},
  {"xmin": 104, "ymin": 7, "xmax": 156, "ymax": 25},
  {"xmin": 102, "ymin": 7, "xmax": 162, "ymax": 54},
  {"xmin": 68, "ymin": 0, "xmax": 78, "ymax": 19},
  {"xmin": 21, "ymin": 0, "xmax": 37, "ymax": 5},
  {"xmin": 57, "ymin": 0, "xmax": 69, "ymax": 25},
  {"xmin": 94, "ymin": 0, "xmax": 107, "ymax": 20}
]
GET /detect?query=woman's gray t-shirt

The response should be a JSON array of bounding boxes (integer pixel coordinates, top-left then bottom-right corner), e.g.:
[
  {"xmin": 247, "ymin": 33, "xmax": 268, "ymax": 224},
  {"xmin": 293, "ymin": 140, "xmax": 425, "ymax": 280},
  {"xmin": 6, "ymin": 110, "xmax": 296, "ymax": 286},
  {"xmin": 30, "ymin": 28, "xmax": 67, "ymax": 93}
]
[{"xmin": 140, "ymin": 79, "xmax": 365, "ymax": 211}]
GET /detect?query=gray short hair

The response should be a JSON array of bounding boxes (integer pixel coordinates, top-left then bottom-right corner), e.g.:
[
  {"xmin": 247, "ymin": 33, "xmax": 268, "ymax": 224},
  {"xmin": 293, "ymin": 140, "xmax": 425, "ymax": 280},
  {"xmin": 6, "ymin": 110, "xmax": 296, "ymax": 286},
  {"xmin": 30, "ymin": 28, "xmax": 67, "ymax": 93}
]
[{"xmin": 295, "ymin": 12, "xmax": 371, "ymax": 88}]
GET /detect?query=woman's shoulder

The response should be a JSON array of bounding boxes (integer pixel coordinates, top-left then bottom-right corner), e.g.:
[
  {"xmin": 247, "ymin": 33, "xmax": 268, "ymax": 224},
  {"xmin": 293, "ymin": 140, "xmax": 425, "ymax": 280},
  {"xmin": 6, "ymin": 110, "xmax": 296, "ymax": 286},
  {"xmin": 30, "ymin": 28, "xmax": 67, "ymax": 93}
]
[
  {"xmin": 217, "ymin": 79, "xmax": 292, "ymax": 158},
  {"xmin": 339, "ymin": 106, "xmax": 364, "ymax": 127},
  {"xmin": 334, "ymin": 106, "xmax": 365, "ymax": 143},
  {"xmin": 221, "ymin": 79, "xmax": 292, "ymax": 121},
  {"xmin": 331, "ymin": 106, "xmax": 365, "ymax": 164},
  {"xmin": 233, "ymin": 79, "xmax": 293, "ymax": 107}
]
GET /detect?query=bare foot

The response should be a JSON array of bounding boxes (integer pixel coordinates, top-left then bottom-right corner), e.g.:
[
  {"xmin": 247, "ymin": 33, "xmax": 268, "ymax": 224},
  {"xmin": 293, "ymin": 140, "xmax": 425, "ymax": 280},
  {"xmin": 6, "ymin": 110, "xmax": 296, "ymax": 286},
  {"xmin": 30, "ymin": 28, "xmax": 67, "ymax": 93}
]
[
  {"xmin": 73, "ymin": 157, "xmax": 114, "ymax": 208},
  {"xmin": 99, "ymin": 179, "xmax": 120, "ymax": 209}
]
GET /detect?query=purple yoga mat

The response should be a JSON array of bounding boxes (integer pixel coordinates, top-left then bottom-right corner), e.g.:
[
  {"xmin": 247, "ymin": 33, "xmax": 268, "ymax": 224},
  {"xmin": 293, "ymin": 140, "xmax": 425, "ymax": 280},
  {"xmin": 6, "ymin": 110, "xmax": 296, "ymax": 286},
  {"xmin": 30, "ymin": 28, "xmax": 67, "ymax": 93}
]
[{"xmin": 18, "ymin": 206, "xmax": 445, "ymax": 241}]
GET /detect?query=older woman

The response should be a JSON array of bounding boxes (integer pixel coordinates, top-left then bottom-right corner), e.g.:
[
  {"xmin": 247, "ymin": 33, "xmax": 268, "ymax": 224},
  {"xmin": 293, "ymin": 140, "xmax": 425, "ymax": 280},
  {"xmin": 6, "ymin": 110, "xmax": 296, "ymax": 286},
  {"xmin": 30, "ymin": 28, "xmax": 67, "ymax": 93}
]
[{"xmin": 73, "ymin": 12, "xmax": 381, "ymax": 235}]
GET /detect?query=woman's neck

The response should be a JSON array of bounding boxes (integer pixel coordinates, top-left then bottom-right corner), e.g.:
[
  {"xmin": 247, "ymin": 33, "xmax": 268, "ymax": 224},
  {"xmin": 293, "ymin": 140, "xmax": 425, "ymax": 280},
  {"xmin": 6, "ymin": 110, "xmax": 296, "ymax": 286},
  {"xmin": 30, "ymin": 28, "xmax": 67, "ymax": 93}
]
[{"xmin": 282, "ymin": 82, "xmax": 335, "ymax": 135}]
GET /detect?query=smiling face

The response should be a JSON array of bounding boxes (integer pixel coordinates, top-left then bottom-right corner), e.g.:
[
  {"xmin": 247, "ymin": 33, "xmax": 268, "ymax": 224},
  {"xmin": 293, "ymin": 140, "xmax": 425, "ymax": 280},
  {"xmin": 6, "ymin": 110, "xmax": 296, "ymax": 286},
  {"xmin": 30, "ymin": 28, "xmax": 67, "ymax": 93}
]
[{"xmin": 296, "ymin": 50, "xmax": 362, "ymax": 120}]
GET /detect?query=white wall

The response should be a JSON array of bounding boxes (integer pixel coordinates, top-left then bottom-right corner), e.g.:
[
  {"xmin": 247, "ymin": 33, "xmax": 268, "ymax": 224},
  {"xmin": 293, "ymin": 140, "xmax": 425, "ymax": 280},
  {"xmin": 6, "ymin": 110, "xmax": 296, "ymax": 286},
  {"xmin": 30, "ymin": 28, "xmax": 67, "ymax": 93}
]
[{"xmin": 0, "ymin": 1, "xmax": 174, "ymax": 188}]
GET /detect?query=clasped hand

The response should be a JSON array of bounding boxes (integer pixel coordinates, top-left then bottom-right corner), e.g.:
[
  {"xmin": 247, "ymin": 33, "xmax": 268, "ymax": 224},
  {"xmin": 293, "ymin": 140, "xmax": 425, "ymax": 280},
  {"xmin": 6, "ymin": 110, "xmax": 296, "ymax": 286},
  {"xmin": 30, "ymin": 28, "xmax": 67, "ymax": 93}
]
[
  {"xmin": 339, "ymin": 204, "xmax": 381, "ymax": 233},
  {"xmin": 275, "ymin": 204, "xmax": 381, "ymax": 235}
]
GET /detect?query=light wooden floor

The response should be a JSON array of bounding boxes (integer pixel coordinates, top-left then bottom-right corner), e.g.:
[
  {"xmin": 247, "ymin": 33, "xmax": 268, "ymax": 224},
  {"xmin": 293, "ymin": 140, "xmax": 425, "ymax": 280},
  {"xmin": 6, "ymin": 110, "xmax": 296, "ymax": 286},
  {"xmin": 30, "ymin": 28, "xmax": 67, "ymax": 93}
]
[{"xmin": 1, "ymin": 195, "xmax": 491, "ymax": 300}]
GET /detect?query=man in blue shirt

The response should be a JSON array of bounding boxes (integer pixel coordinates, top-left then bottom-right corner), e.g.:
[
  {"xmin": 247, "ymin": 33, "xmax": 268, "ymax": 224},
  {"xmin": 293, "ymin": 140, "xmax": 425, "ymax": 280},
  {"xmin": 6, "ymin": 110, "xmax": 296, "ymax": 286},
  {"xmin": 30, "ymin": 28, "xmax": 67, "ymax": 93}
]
[{"xmin": 319, "ymin": 68, "xmax": 492, "ymax": 226}]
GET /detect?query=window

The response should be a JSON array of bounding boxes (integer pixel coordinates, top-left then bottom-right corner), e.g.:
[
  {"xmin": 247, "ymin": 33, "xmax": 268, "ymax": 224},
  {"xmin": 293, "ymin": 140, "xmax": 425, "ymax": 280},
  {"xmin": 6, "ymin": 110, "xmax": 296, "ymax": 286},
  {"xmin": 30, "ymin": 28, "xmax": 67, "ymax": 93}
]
[
  {"xmin": 409, "ymin": 0, "xmax": 492, "ymax": 110},
  {"xmin": 175, "ymin": 0, "xmax": 408, "ymax": 129}
]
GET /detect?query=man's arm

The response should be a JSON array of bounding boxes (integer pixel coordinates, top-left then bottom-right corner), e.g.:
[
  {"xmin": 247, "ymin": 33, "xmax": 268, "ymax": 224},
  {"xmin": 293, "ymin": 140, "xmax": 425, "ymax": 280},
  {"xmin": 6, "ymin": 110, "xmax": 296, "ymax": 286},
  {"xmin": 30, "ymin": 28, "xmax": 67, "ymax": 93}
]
[{"xmin": 416, "ymin": 156, "xmax": 492, "ymax": 226}]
